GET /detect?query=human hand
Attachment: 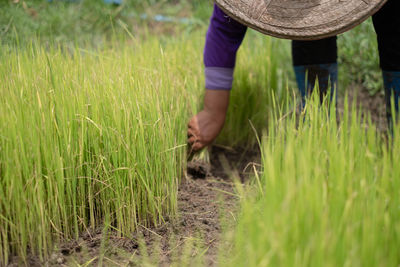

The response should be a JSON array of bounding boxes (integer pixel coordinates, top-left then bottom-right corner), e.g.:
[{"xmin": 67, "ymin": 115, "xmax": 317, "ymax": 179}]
[
  {"xmin": 187, "ymin": 90, "xmax": 230, "ymax": 152},
  {"xmin": 187, "ymin": 110, "xmax": 225, "ymax": 152}
]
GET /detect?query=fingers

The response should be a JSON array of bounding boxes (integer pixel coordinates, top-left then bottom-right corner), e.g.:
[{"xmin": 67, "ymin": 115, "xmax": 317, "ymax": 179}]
[
  {"xmin": 187, "ymin": 118, "xmax": 200, "ymax": 144},
  {"xmin": 187, "ymin": 137, "xmax": 201, "ymax": 153},
  {"xmin": 191, "ymin": 142, "xmax": 204, "ymax": 152},
  {"xmin": 187, "ymin": 124, "xmax": 199, "ymax": 153},
  {"xmin": 188, "ymin": 136, "xmax": 197, "ymax": 144},
  {"xmin": 187, "ymin": 115, "xmax": 197, "ymax": 129},
  {"xmin": 187, "ymin": 127, "xmax": 195, "ymax": 138},
  {"xmin": 187, "ymin": 129, "xmax": 198, "ymax": 147},
  {"xmin": 187, "ymin": 115, "xmax": 205, "ymax": 151},
  {"xmin": 187, "ymin": 129, "xmax": 205, "ymax": 152}
]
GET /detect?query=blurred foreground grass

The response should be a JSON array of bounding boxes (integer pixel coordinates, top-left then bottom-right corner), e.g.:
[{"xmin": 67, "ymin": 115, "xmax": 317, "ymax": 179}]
[{"xmin": 226, "ymin": 95, "xmax": 400, "ymax": 266}]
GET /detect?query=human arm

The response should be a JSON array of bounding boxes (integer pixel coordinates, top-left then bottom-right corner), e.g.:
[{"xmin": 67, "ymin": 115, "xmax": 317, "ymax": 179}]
[{"xmin": 187, "ymin": 4, "xmax": 247, "ymax": 152}]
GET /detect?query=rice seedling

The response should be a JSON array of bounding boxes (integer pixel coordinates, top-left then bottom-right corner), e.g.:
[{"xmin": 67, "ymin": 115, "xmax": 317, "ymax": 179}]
[
  {"xmin": 0, "ymin": 34, "xmax": 205, "ymax": 264},
  {"xmin": 0, "ymin": 27, "xmax": 289, "ymax": 264},
  {"xmin": 187, "ymin": 147, "xmax": 211, "ymax": 179},
  {"xmin": 2, "ymin": 9, "xmax": 386, "ymax": 265},
  {"xmin": 225, "ymin": 93, "xmax": 400, "ymax": 267}
]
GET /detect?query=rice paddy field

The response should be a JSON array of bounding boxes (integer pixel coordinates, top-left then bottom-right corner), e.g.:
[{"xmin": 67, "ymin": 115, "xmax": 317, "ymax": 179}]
[{"xmin": 1, "ymin": 1, "xmax": 399, "ymax": 266}]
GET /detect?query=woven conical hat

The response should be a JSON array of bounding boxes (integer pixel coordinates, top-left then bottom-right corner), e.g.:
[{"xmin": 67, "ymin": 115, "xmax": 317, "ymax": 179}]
[{"xmin": 215, "ymin": 0, "xmax": 387, "ymax": 40}]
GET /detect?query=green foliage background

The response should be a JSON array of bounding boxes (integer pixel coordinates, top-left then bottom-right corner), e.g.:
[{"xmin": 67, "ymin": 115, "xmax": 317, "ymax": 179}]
[{"xmin": 1, "ymin": 0, "xmax": 382, "ymax": 94}]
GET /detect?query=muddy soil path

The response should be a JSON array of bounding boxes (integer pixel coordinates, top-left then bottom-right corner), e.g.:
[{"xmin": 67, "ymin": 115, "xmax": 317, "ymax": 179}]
[{"xmin": 175, "ymin": 146, "xmax": 261, "ymax": 265}]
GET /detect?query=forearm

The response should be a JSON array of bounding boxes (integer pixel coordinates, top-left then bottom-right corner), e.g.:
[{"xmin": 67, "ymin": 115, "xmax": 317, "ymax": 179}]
[
  {"xmin": 203, "ymin": 4, "xmax": 247, "ymax": 90},
  {"xmin": 203, "ymin": 89, "xmax": 230, "ymax": 118}
]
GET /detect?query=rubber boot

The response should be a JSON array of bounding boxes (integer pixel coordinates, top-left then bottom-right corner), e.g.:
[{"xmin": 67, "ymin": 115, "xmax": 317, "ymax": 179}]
[
  {"xmin": 294, "ymin": 63, "xmax": 338, "ymax": 109},
  {"xmin": 383, "ymin": 71, "xmax": 400, "ymax": 131}
]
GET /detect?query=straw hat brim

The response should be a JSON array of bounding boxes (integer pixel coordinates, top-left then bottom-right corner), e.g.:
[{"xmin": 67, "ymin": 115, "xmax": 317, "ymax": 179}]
[{"xmin": 215, "ymin": 0, "xmax": 387, "ymax": 40}]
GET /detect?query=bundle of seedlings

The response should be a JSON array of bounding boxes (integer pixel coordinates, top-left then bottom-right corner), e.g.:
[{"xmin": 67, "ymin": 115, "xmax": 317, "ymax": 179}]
[{"xmin": 187, "ymin": 146, "xmax": 211, "ymax": 178}]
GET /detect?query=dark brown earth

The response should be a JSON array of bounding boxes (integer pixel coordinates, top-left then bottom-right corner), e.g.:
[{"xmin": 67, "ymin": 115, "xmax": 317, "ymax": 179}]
[
  {"xmin": 7, "ymin": 85, "xmax": 386, "ymax": 267},
  {"xmin": 339, "ymin": 83, "xmax": 387, "ymax": 130}
]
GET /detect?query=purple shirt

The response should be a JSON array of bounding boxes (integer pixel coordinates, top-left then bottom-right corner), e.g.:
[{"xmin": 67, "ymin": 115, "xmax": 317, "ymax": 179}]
[{"xmin": 204, "ymin": 4, "xmax": 247, "ymax": 90}]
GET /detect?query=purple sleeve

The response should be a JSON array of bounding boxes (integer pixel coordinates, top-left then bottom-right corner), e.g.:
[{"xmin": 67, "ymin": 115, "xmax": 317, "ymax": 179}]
[{"xmin": 203, "ymin": 4, "xmax": 247, "ymax": 90}]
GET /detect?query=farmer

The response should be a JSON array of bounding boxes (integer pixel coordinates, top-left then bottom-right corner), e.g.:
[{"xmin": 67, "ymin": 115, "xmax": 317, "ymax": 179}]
[{"xmin": 187, "ymin": 0, "xmax": 400, "ymax": 151}]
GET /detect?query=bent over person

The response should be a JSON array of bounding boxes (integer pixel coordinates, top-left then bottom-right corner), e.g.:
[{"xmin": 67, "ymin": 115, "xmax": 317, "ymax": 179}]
[{"xmin": 187, "ymin": 0, "xmax": 400, "ymax": 151}]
